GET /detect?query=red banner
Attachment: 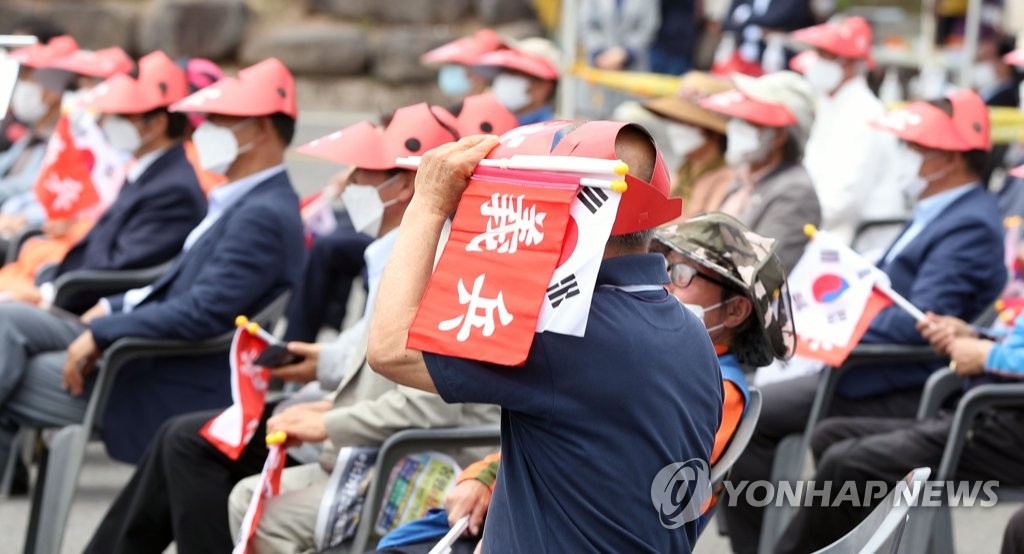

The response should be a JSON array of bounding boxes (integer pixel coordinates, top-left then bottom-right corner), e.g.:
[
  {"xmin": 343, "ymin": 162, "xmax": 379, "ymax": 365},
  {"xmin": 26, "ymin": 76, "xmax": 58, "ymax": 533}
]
[
  {"xmin": 200, "ymin": 328, "xmax": 270, "ymax": 460},
  {"xmin": 408, "ymin": 167, "xmax": 578, "ymax": 366},
  {"xmin": 33, "ymin": 115, "xmax": 101, "ymax": 220},
  {"xmin": 233, "ymin": 443, "xmax": 285, "ymax": 554}
]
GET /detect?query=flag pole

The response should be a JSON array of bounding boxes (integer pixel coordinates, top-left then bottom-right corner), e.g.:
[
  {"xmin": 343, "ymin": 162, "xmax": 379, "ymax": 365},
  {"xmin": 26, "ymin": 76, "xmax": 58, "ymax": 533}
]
[
  {"xmin": 396, "ymin": 155, "xmax": 629, "ymax": 177},
  {"xmin": 803, "ymin": 225, "xmax": 926, "ymax": 323}
]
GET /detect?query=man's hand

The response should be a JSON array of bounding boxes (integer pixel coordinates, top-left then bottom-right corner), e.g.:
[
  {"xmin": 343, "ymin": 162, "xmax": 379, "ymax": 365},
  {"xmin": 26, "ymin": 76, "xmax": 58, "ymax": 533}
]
[
  {"xmin": 266, "ymin": 401, "xmax": 331, "ymax": 447},
  {"xmin": 80, "ymin": 302, "xmax": 109, "ymax": 325},
  {"xmin": 413, "ymin": 135, "xmax": 499, "ymax": 217},
  {"xmin": 63, "ymin": 331, "xmax": 100, "ymax": 396},
  {"xmin": 949, "ymin": 337, "xmax": 993, "ymax": 377},
  {"xmin": 43, "ymin": 218, "xmax": 75, "ymax": 239},
  {"xmin": 445, "ymin": 479, "xmax": 492, "ymax": 536},
  {"xmin": 267, "ymin": 341, "xmax": 322, "ymax": 384},
  {"xmin": 917, "ymin": 311, "xmax": 977, "ymax": 356},
  {"xmin": 595, "ymin": 46, "xmax": 629, "ymax": 70}
]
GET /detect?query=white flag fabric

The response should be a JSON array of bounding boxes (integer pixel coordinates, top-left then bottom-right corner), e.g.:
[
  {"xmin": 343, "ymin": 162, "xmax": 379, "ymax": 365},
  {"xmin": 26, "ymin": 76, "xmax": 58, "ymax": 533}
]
[
  {"xmin": 788, "ymin": 230, "xmax": 891, "ymax": 358},
  {"xmin": 68, "ymin": 110, "xmax": 127, "ymax": 218},
  {"xmin": 535, "ymin": 187, "xmax": 621, "ymax": 336}
]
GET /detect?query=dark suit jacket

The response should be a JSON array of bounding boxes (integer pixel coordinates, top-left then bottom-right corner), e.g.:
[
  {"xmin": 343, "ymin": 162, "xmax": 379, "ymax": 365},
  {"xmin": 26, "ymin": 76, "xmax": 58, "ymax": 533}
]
[
  {"xmin": 89, "ymin": 169, "xmax": 305, "ymax": 462},
  {"xmin": 36, "ymin": 144, "xmax": 206, "ymax": 314},
  {"xmin": 838, "ymin": 185, "xmax": 1006, "ymax": 398}
]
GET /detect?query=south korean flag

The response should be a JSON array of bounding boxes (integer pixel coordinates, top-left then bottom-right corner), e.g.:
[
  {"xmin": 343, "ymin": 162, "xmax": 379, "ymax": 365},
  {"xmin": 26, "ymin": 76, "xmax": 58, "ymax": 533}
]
[{"xmin": 535, "ymin": 186, "xmax": 621, "ymax": 336}]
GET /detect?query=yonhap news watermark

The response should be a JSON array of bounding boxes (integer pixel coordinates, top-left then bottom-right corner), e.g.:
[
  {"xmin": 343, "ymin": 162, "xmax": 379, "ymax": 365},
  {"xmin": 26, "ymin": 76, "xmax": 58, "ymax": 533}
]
[{"xmin": 651, "ymin": 460, "xmax": 1000, "ymax": 528}]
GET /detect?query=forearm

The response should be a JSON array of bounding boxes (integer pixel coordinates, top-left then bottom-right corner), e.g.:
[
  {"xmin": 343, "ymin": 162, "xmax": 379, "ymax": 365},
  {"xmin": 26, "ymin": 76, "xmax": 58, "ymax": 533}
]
[{"xmin": 367, "ymin": 196, "xmax": 448, "ymax": 391}]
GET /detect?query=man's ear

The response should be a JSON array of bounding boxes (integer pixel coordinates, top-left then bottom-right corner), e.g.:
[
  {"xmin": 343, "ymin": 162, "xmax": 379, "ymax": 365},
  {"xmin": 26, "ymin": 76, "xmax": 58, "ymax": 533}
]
[{"xmin": 723, "ymin": 296, "xmax": 753, "ymax": 329}]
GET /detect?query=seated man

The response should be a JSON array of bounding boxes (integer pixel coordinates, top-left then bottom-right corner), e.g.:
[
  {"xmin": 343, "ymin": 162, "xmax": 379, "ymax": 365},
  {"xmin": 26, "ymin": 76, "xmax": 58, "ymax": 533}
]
[
  {"xmin": 86, "ymin": 102, "xmax": 498, "ymax": 554},
  {"xmin": 474, "ymin": 37, "xmax": 559, "ymax": 124},
  {"xmin": 723, "ymin": 89, "xmax": 1008, "ymax": 553},
  {"xmin": 0, "ymin": 57, "xmax": 305, "ymax": 474},
  {"xmin": 375, "ymin": 212, "xmax": 796, "ymax": 552},
  {"xmin": 369, "ymin": 123, "xmax": 723, "ymax": 552},
  {"xmin": 2, "ymin": 50, "xmax": 207, "ymax": 313},
  {"xmin": 773, "ymin": 308, "xmax": 1024, "ymax": 552}
]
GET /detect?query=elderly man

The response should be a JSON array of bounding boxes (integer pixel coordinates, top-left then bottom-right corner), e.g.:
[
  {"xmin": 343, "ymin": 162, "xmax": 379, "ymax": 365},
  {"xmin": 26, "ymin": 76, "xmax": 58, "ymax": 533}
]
[
  {"xmin": 368, "ymin": 122, "xmax": 722, "ymax": 552},
  {"xmin": 723, "ymin": 89, "xmax": 1008, "ymax": 553},
  {"xmin": 701, "ymin": 70, "xmax": 822, "ymax": 271}
]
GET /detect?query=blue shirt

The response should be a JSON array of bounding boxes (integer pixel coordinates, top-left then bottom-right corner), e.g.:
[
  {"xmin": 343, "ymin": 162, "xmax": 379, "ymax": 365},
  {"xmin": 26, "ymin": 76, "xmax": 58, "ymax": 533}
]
[
  {"xmin": 516, "ymin": 104, "xmax": 555, "ymax": 125},
  {"xmin": 424, "ymin": 254, "xmax": 723, "ymax": 553},
  {"xmin": 882, "ymin": 183, "xmax": 976, "ymax": 265}
]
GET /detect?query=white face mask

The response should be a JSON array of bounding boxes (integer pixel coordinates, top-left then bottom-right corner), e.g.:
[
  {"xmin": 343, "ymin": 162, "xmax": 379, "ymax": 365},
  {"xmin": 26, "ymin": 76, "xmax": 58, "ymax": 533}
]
[
  {"xmin": 11, "ymin": 80, "xmax": 50, "ymax": 124},
  {"xmin": 725, "ymin": 118, "xmax": 772, "ymax": 167},
  {"xmin": 342, "ymin": 174, "xmax": 402, "ymax": 237},
  {"xmin": 102, "ymin": 115, "xmax": 152, "ymax": 154},
  {"xmin": 805, "ymin": 57, "xmax": 845, "ymax": 96},
  {"xmin": 664, "ymin": 122, "xmax": 706, "ymax": 162},
  {"xmin": 681, "ymin": 300, "xmax": 726, "ymax": 335},
  {"xmin": 192, "ymin": 119, "xmax": 255, "ymax": 174},
  {"xmin": 492, "ymin": 73, "xmax": 532, "ymax": 112},
  {"xmin": 896, "ymin": 146, "xmax": 951, "ymax": 203},
  {"xmin": 970, "ymin": 62, "xmax": 999, "ymax": 92}
]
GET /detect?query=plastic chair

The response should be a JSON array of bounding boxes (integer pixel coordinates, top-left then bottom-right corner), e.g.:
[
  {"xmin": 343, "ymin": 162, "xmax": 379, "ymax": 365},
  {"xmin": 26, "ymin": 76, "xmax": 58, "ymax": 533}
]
[
  {"xmin": 4, "ymin": 226, "xmax": 43, "ymax": 264},
  {"xmin": 324, "ymin": 425, "xmax": 501, "ymax": 554},
  {"xmin": 814, "ymin": 467, "xmax": 931, "ymax": 554},
  {"xmin": 851, "ymin": 219, "xmax": 910, "ymax": 256},
  {"xmin": 759, "ymin": 344, "xmax": 940, "ymax": 553},
  {"xmin": 49, "ymin": 261, "xmax": 172, "ymax": 309},
  {"xmin": 897, "ymin": 369, "xmax": 1024, "ymax": 554},
  {"xmin": 23, "ymin": 291, "xmax": 291, "ymax": 554}
]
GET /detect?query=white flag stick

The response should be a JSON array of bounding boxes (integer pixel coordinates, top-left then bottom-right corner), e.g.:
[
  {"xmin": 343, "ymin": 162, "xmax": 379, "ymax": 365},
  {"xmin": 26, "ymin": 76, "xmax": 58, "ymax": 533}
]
[
  {"xmin": 428, "ymin": 516, "xmax": 471, "ymax": 554},
  {"xmin": 873, "ymin": 282, "xmax": 927, "ymax": 322},
  {"xmin": 235, "ymin": 315, "xmax": 279, "ymax": 345},
  {"xmin": 396, "ymin": 155, "xmax": 629, "ymax": 177}
]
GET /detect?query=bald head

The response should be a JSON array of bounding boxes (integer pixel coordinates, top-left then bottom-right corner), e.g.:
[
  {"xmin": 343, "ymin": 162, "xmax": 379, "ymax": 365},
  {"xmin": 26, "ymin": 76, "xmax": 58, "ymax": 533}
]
[{"xmin": 614, "ymin": 125, "xmax": 657, "ymax": 183}]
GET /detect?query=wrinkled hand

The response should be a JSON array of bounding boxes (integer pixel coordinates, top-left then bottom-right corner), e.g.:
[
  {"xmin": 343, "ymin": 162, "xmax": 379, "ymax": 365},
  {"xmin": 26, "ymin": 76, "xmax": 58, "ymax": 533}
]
[
  {"xmin": 413, "ymin": 135, "xmax": 499, "ymax": 217},
  {"xmin": 445, "ymin": 479, "xmax": 492, "ymax": 536},
  {"xmin": 949, "ymin": 337, "xmax": 993, "ymax": 377},
  {"xmin": 80, "ymin": 302, "xmax": 109, "ymax": 325},
  {"xmin": 917, "ymin": 311, "xmax": 976, "ymax": 356},
  {"xmin": 268, "ymin": 341, "xmax": 322, "ymax": 383},
  {"xmin": 595, "ymin": 46, "xmax": 628, "ymax": 70},
  {"xmin": 63, "ymin": 331, "xmax": 100, "ymax": 396},
  {"xmin": 266, "ymin": 401, "xmax": 331, "ymax": 447}
]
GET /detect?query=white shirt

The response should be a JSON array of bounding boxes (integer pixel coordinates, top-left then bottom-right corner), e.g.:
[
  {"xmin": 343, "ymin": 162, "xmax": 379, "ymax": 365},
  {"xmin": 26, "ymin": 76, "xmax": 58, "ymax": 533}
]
[
  {"xmin": 113, "ymin": 164, "xmax": 286, "ymax": 314},
  {"xmin": 803, "ymin": 76, "xmax": 909, "ymax": 246},
  {"xmin": 126, "ymin": 147, "xmax": 168, "ymax": 184}
]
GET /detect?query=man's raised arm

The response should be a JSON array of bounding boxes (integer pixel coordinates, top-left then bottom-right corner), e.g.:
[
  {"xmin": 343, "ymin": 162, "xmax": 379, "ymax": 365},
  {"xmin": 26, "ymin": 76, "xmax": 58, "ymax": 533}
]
[{"xmin": 367, "ymin": 135, "xmax": 499, "ymax": 392}]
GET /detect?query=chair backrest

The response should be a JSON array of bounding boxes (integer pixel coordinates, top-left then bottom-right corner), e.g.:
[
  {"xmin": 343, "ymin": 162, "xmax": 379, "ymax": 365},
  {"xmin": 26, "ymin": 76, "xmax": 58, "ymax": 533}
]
[
  {"xmin": 812, "ymin": 467, "xmax": 931, "ymax": 554},
  {"xmin": 711, "ymin": 388, "xmax": 762, "ymax": 487}
]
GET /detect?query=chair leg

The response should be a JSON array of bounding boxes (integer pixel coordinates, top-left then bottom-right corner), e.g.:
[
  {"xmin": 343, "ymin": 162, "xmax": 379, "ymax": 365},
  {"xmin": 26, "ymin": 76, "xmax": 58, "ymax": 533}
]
[
  {"xmin": 23, "ymin": 440, "xmax": 48, "ymax": 554},
  {"xmin": 29, "ymin": 425, "xmax": 90, "ymax": 554},
  {"xmin": 898, "ymin": 504, "xmax": 952, "ymax": 554},
  {"xmin": 759, "ymin": 434, "xmax": 804, "ymax": 554},
  {"xmin": 0, "ymin": 427, "xmax": 27, "ymax": 499}
]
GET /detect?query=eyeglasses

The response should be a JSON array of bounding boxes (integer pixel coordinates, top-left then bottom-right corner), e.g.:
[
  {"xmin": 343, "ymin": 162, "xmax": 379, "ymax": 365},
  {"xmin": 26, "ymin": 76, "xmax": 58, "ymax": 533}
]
[{"xmin": 667, "ymin": 262, "xmax": 726, "ymax": 289}]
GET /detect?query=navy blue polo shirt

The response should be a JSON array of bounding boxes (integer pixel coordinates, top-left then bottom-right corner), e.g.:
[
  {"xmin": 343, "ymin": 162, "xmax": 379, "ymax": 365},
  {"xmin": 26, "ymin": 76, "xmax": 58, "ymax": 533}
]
[{"xmin": 424, "ymin": 254, "xmax": 723, "ymax": 553}]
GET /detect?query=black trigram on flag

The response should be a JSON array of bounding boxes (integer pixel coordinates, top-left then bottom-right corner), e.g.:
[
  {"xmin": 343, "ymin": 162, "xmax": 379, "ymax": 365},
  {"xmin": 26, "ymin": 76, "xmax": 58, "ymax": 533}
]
[
  {"xmin": 547, "ymin": 274, "xmax": 580, "ymax": 308},
  {"xmin": 577, "ymin": 187, "xmax": 608, "ymax": 214},
  {"xmin": 820, "ymin": 249, "xmax": 840, "ymax": 263},
  {"xmin": 826, "ymin": 310, "xmax": 848, "ymax": 324}
]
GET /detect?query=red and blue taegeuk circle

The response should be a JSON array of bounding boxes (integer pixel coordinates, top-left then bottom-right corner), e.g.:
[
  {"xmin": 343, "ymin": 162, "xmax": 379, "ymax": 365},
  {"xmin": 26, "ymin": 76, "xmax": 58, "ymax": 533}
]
[{"xmin": 811, "ymin": 274, "xmax": 849, "ymax": 303}]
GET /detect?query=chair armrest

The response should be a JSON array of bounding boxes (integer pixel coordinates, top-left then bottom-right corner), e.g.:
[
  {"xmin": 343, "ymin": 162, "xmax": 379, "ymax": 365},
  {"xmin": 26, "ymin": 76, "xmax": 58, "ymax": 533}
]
[
  {"xmin": 5, "ymin": 226, "xmax": 43, "ymax": 264},
  {"xmin": 935, "ymin": 382, "xmax": 1024, "ymax": 481},
  {"xmin": 843, "ymin": 344, "xmax": 939, "ymax": 367},
  {"xmin": 51, "ymin": 262, "xmax": 172, "ymax": 308},
  {"xmin": 916, "ymin": 368, "xmax": 963, "ymax": 421},
  {"xmin": 853, "ymin": 218, "xmax": 910, "ymax": 239}
]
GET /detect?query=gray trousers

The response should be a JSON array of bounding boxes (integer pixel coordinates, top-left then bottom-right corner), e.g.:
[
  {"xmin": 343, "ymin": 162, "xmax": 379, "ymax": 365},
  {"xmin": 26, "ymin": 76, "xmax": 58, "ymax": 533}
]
[{"xmin": 0, "ymin": 302, "xmax": 91, "ymax": 474}]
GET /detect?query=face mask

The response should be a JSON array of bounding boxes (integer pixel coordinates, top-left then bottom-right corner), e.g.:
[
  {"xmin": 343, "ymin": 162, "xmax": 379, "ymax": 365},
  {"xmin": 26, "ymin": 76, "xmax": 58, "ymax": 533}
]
[
  {"xmin": 492, "ymin": 73, "xmax": 532, "ymax": 112},
  {"xmin": 192, "ymin": 119, "xmax": 254, "ymax": 174},
  {"xmin": 681, "ymin": 300, "xmax": 726, "ymax": 335},
  {"xmin": 342, "ymin": 174, "xmax": 402, "ymax": 237},
  {"xmin": 664, "ymin": 122, "xmax": 706, "ymax": 162},
  {"xmin": 970, "ymin": 62, "xmax": 999, "ymax": 91},
  {"xmin": 725, "ymin": 118, "xmax": 772, "ymax": 167},
  {"xmin": 11, "ymin": 80, "xmax": 50, "ymax": 124},
  {"xmin": 896, "ymin": 146, "xmax": 952, "ymax": 202},
  {"xmin": 438, "ymin": 65, "xmax": 472, "ymax": 99},
  {"xmin": 102, "ymin": 115, "xmax": 150, "ymax": 154},
  {"xmin": 805, "ymin": 57, "xmax": 845, "ymax": 96}
]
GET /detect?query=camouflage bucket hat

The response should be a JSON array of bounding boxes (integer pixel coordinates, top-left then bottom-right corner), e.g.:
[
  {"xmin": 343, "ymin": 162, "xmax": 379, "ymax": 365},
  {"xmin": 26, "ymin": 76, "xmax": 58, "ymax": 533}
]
[{"xmin": 653, "ymin": 212, "xmax": 795, "ymax": 366}]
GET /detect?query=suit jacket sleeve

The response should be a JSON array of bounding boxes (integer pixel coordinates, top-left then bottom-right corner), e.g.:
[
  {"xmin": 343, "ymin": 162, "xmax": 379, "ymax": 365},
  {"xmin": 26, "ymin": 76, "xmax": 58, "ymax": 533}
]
[
  {"xmin": 86, "ymin": 181, "xmax": 204, "ymax": 271},
  {"xmin": 321, "ymin": 382, "xmax": 470, "ymax": 447},
  {"xmin": 862, "ymin": 219, "xmax": 1006, "ymax": 345},
  {"xmin": 88, "ymin": 202, "xmax": 291, "ymax": 348}
]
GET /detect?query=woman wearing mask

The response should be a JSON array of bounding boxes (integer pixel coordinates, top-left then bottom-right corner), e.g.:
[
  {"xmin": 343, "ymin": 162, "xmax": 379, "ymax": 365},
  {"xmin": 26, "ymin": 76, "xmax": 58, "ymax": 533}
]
[
  {"xmin": 644, "ymin": 71, "xmax": 733, "ymax": 216},
  {"xmin": 701, "ymin": 70, "xmax": 821, "ymax": 271}
]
